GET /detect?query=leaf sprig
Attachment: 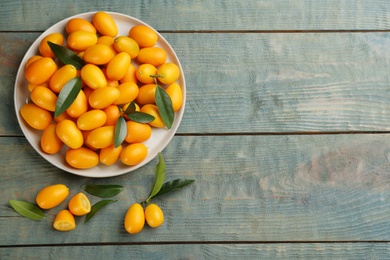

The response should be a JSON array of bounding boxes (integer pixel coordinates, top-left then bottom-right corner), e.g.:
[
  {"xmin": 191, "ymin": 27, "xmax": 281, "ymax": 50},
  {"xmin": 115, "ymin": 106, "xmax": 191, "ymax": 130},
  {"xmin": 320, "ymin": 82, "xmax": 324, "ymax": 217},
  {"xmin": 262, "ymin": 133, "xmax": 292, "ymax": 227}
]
[
  {"xmin": 142, "ymin": 152, "xmax": 194, "ymax": 204},
  {"xmin": 146, "ymin": 153, "xmax": 166, "ymax": 203},
  {"xmin": 123, "ymin": 102, "xmax": 155, "ymax": 123},
  {"xmin": 114, "ymin": 102, "xmax": 156, "ymax": 147}
]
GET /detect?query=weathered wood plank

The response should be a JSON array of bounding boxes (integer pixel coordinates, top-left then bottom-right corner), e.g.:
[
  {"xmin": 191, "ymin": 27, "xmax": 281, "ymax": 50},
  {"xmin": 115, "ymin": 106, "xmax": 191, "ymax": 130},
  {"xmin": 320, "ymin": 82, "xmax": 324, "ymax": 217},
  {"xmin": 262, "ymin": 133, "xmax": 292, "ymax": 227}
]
[
  {"xmin": 2, "ymin": 134, "xmax": 390, "ymax": 244},
  {"xmin": 1, "ymin": 0, "xmax": 390, "ymax": 31},
  {"xmin": 2, "ymin": 243, "xmax": 390, "ymax": 259},
  {"xmin": 0, "ymin": 33, "xmax": 30, "ymax": 136},
  {"xmin": 3, "ymin": 32, "xmax": 390, "ymax": 135},
  {"xmin": 170, "ymin": 32, "xmax": 390, "ymax": 133}
]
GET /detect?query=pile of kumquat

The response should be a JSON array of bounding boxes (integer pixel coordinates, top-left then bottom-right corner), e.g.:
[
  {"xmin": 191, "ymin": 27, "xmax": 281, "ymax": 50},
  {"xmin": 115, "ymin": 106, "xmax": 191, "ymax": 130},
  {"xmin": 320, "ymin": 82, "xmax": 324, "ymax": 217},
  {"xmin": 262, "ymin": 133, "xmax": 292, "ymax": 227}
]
[{"xmin": 20, "ymin": 11, "xmax": 183, "ymax": 170}]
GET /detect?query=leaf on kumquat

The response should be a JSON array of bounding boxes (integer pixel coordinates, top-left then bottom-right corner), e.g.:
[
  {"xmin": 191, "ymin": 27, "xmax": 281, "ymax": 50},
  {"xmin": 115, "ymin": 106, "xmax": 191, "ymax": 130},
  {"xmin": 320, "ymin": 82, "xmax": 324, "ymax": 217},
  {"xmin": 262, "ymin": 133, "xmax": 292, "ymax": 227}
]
[
  {"xmin": 114, "ymin": 115, "xmax": 127, "ymax": 148},
  {"xmin": 127, "ymin": 112, "xmax": 155, "ymax": 123},
  {"xmin": 48, "ymin": 41, "xmax": 85, "ymax": 69},
  {"xmin": 123, "ymin": 102, "xmax": 155, "ymax": 123},
  {"xmin": 54, "ymin": 77, "xmax": 82, "ymax": 118},
  {"xmin": 123, "ymin": 102, "xmax": 137, "ymax": 114},
  {"xmin": 155, "ymin": 86, "xmax": 174, "ymax": 129}
]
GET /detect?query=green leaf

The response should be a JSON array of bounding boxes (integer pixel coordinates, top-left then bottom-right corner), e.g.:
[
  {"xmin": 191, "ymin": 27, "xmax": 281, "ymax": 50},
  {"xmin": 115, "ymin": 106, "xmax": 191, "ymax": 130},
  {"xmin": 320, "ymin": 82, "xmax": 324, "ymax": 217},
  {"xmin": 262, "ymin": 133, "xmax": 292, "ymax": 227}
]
[
  {"xmin": 151, "ymin": 179, "xmax": 195, "ymax": 199},
  {"xmin": 9, "ymin": 200, "xmax": 45, "ymax": 221},
  {"xmin": 48, "ymin": 41, "xmax": 85, "ymax": 70},
  {"xmin": 84, "ymin": 199, "xmax": 118, "ymax": 224},
  {"xmin": 126, "ymin": 111, "xmax": 155, "ymax": 123},
  {"xmin": 54, "ymin": 77, "xmax": 82, "ymax": 118},
  {"xmin": 123, "ymin": 102, "xmax": 155, "ymax": 123},
  {"xmin": 146, "ymin": 153, "xmax": 166, "ymax": 203},
  {"xmin": 123, "ymin": 102, "xmax": 136, "ymax": 114},
  {"xmin": 81, "ymin": 184, "xmax": 124, "ymax": 198},
  {"xmin": 155, "ymin": 85, "xmax": 174, "ymax": 129},
  {"xmin": 114, "ymin": 115, "xmax": 127, "ymax": 148}
]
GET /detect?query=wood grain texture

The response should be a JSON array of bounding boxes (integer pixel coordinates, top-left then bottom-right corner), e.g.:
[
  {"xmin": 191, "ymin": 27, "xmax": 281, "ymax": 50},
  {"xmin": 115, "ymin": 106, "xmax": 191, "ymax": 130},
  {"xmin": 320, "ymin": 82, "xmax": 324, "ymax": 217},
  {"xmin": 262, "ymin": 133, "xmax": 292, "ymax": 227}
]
[
  {"xmin": 1, "ymin": 0, "xmax": 390, "ymax": 31},
  {"xmin": 2, "ymin": 243, "xmax": 390, "ymax": 260},
  {"xmin": 3, "ymin": 31, "xmax": 390, "ymax": 135},
  {"xmin": 168, "ymin": 32, "xmax": 390, "ymax": 133},
  {"xmin": 2, "ymin": 134, "xmax": 390, "ymax": 245},
  {"xmin": 2, "ymin": 1, "xmax": 390, "ymax": 258}
]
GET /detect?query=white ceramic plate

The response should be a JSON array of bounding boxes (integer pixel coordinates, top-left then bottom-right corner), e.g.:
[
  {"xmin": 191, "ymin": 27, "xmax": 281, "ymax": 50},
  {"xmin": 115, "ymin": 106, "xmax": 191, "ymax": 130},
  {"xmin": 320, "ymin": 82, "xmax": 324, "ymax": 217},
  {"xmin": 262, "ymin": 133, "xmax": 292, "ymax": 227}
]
[{"xmin": 14, "ymin": 12, "xmax": 186, "ymax": 178}]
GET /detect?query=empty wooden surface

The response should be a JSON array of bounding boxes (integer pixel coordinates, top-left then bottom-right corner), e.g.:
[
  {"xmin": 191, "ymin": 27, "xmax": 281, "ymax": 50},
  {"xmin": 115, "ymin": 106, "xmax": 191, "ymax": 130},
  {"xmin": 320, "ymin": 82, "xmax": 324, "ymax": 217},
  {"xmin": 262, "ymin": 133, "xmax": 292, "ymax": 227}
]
[{"xmin": 1, "ymin": 1, "xmax": 390, "ymax": 259}]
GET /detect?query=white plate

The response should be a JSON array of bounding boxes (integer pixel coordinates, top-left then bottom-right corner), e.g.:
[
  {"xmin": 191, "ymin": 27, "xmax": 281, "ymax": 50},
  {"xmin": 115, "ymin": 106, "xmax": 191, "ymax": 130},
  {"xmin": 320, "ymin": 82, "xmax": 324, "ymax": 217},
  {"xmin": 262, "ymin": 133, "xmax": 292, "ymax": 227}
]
[{"xmin": 14, "ymin": 12, "xmax": 186, "ymax": 178}]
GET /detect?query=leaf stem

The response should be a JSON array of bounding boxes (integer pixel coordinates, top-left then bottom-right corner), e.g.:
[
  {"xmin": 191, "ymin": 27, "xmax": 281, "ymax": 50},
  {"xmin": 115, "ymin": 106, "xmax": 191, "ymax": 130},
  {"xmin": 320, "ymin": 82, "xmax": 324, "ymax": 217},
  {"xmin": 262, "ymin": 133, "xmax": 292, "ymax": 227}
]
[{"xmin": 150, "ymin": 74, "xmax": 163, "ymax": 79}]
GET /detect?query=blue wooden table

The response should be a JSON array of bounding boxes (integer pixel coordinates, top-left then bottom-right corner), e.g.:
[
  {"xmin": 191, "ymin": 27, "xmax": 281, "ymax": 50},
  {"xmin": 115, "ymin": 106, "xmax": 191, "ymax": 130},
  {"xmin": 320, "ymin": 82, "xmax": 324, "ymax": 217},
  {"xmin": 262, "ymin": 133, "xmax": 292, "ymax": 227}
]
[{"xmin": 2, "ymin": 1, "xmax": 390, "ymax": 259}]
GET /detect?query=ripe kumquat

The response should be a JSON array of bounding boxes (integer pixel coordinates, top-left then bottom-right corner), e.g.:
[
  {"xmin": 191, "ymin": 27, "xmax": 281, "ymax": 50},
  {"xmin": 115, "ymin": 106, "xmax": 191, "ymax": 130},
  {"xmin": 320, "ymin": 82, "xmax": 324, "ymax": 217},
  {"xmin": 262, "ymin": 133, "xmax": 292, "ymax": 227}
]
[{"xmin": 53, "ymin": 209, "xmax": 76, "ymax": 231}]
